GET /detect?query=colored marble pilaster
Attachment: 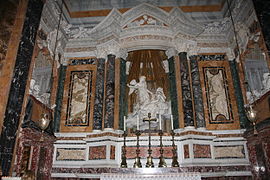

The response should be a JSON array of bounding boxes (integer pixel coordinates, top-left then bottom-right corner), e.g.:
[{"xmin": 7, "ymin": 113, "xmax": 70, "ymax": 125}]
[
  {"xmin": 0, "ymin": 0, "xmax": 43, "ymax": 175},
  {"xmin": 199, "ymin": 54, "xmax": 226, "ymax": 61},
  {"xmin": 53, "ymin": 65, "xmax": 67, "ymax": 132},
  {"xmin": 168, "ymin": 56, "xmax": 179, "ymax": 129},
  {"xmin": 119, "ymin": 59, "xmax": 127, "ymax": 130},
  {"xmin": 114, "ymin": 58, "xmax": 120, "ymax": 129},
  {"xmin": 93, "ymin": 58, "xmax": 105, "ymax": 130},
  {"xmin": 229, "ymin": 60, "xmax": 247, "ymax": 128},
  {"xmin": 69, "ymin": 58, "xmax": 96, "ymax": 65},
  {"xmin": 190, "ymin": 56, "xmax": 205, "ymax": 128},
  {"xmin": 104, "ymin": 54, "xmax": 115, "ymax": 129},
  {"xmin": 253, "ymin": 0, "xmax": 270, "ymax": 51},
  {"xmin": 178, "ymin": 52, "xmax": 194, "ymax": 127}
]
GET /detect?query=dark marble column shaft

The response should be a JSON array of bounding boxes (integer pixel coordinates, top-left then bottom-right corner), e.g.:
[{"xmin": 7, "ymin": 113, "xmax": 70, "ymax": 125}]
[
  {"xmin": 178, "ymin": 52, "xmax": 194, "ymax": 127},
  {"xmin": 53, "ymin": 65, "xmax": 67, "ymax": 132},
  {"xmin": 168, "ymin": 56, "xmax": 179, "ymax": 129},
  {"xmin": 104, "ymin": 54, "xmax": 115, "ymax": 129},
  {"xmin": 0, "ymin": 0, "xmax": 44, "ymax": 175},
  {"xmin": 93, "ymin": 58, "xmax": 106, "ymax": 130},
  {"xmin": 190, "ymin": 55, "xmax": 205, "ymax": 128},
  {"xmin": 253, "ymin": 0, "xmax": 270, "ymax": 51},
  {"xmin": 119, "ymin": 59, "xmax": 127, "ymax": 130},
  {"xmin": 229, "ymin": 60, "xmax": 248, "ymax": 128}
]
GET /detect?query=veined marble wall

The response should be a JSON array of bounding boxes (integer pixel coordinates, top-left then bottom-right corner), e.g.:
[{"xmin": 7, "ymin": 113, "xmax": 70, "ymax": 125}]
[
  {"xmin": 0, "ymin": 0, "xmax": 44, "ymax": 175},
  {"xmin": 60, "ymin": 61, "xmax": 97, "ymax": 132}
]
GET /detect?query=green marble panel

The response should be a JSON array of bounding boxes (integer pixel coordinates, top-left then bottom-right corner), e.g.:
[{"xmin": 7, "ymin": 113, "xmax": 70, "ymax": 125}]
[
  {"xmin": 229, "ymin": 60, "xmax": 249, "ymax": 128},
  {"xmin": 53, "ymin": 65, "xmax": 67, "ymax": 132},
  {"xmin": 168, "ymin": 57, "xmax": 179, "ymax": 128},
  {"xmin": 119, "ymin": 59, "xmax": 127, "ymax": 130}
]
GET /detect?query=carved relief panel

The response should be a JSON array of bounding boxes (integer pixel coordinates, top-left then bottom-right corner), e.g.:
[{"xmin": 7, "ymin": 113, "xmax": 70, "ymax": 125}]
[
  {"xmin": 60, "ymin": 64, "xmax": 97, "ymax": 132},
  {"xmin": 199, "ymin": 61, "xmax": 240, "ymax": 130}
]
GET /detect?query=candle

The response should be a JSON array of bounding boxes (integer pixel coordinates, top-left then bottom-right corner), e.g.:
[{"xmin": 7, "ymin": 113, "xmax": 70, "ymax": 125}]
[
  {"xmin": 124, "ymin": 116, "xmax": 126, "ymax": 131},
  {"xmin": 159, "ymin": 114, "xmax": 162, "ymax": 130},
  {"xmin": 171, "ymin": 115, "xmax": 174, "ymax": 130},
  {"xmin": 137, "ymin": 115, "xmax": 140, "ymax": 130}
]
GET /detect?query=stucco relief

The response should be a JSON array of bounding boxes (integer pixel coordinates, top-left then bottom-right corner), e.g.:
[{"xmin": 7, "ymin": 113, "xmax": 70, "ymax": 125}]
[
  {"xmin": 125, "ymin": 15, "xmax": 166, "ymax": 28},
  {"xmin": 204, "ymin": 18, "xmax": 231, "ymax": 34}
]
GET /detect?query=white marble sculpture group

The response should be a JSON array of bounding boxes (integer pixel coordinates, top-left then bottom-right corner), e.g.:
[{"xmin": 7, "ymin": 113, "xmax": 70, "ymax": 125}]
[{"xmin": 126, "ymin": 76, "xmax": 171, "ymax": 130}]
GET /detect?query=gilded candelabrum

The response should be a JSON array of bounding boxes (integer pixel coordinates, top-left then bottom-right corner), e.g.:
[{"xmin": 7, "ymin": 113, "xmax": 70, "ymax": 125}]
[
  {"xmin": 158, "ymin": 130, "xmax": 167, "ymax": 167},
  {"xmin": 120, "ymin": 131, "xmax": 128, "ymax": 168},
  {"xmin": 171, "ymin": 130, "xmax": 179, "ymax": 167},
  {"xmin": 143, "ymin": 113, "xmax": 156, "ymax": 168},
  {"xmin": 133, "ymin": 130, "xmax": 142, "ymax": 168}
]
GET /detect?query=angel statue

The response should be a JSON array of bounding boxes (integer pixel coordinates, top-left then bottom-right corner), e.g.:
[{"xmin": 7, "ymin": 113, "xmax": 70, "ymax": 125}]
[{"xmin": 128, "ymin": 76, "xmax": 153, "ymax": 108}]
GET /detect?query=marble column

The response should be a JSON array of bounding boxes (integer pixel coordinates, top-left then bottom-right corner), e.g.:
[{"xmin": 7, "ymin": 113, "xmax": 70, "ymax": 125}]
[
  {"xmin": 53, "ymin": 65, "xmax": 67, "ymax": 132},
  {"xmin": 104, "ymin": 54, "xmax": 116, "ymax": 129},
  {"xmin": 189, "ymin": 55, "xmax": 205, "ymax": 128},
  {"xmin": 229, "ymin": 60, "xmax": 247, "ymax": 128},
  {"xmin": 168, "ymin": 56, "xmax": 179, "ymax": 129},
  {"xmin": 0, "ymin": 0, "xmax": 44, "ymax": 175},
  {"xmin": 253, "ymin": 0, "xmax": 270, "ymax": 51},
  {"xmin": 178, "ymin": 52, "xmax": 194, "ymax": 127},
  {"xmin": 93, "ymin": 58, "xmax": 106, "ymax": 130},
  {"xmin": 119, "ymin": 59, "xmax": 127, "ymax": 130}
]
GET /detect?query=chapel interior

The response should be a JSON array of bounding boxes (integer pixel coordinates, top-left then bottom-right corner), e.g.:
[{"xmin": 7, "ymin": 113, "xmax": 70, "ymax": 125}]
[{"xmin": 0, "ymin": 0, "xmax": 270, "ymax": 179}]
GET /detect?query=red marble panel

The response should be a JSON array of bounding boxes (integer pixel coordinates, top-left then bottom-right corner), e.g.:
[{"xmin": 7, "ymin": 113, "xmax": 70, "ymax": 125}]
[
  {"xmin": 14, "ymin": 128, "xmax": 55, "ymax": 179},
  {"xmin": 89, "ymin": 146, "xmax": 106, "ymax": 160},
  {"xmin": 262, "ymin": 142, "xmax": 270, "ymax": 174},
  {"xmin": 193, "ymin": 144, "xmax": 211, "ymax": 158},
  {"xmin": 184, "ymin": 144, "xmax": 189, "ymax": 158},
  {"xmin": 110, "ymin": 146, "xmax": 115, "ymax": 160},
  {"xmin": 126, "ymin": 146, "xmax": 173, "ymax": 159},
  {"xmin": 31, "ymin": 146, "xmax": 40, "ymax": 172},
  {"xmin": 51, "ymin": 165, "xmax": 251, "ymax": 174}
]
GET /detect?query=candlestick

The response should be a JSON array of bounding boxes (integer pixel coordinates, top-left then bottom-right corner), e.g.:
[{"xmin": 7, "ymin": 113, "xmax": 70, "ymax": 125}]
[
  {"xmin": 137, "ymin": 115, "xmax": 140, "ymax": 130},
  {"xmin": 133, "ymin": 130, "xmax": 142, "ymax": 168},
  {"xmin": 143, "ymin": 113, "xmax": 156, "ymax": 168},
  {"xmin": 120, "ymin": 131, "xmax": 127, "ymax": 168},
  {"xmin": 171, "ymin": 115, "xmax": 174, "ymax": 130},
  {"xmin": 171, "ymin": 130, "xmax": 179, "ymax": 167},
  {"xmin": 158, "ymin": 130, "xmax": 167, "ymax": 167},
  {"xmin": 159, "ymin": 114, "xmax": 162, "ymax": 130},
  {"xmin": 124, "ymin": 116, "xmax": 126, "ymax": 131}
]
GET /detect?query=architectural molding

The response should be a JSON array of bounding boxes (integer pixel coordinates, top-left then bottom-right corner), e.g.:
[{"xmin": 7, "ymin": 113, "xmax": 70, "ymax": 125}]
[{"xmin": 39, "ymin": 0, "xmax": 260, "ymax": 62}]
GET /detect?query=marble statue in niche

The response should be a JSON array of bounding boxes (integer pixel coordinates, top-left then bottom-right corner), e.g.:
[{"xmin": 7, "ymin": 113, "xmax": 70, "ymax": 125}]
[
  {"xmin": 206, "ymin": 68, "xmax": 230, "ymax": 122},
  {"xmin": 29, "ymin": 79, "xmax": 51, "ymax": 106},
  {"xmin": 235, "ymin": 22, "xmax": 250, "ymax": 53},
  {"xmin": 126, "ymin": 76, "xmax": 171, "ymax": 130},
  {"xmin": 30, "ymin": 51, "xmax": 52, "ymax": 106},
  {"xmin": 262, "ymin": 73, "xmax": 270, "ymax": 91},
  {"xmin": 247, "ymin": 72, "xmax": 270, "ymax": 101}
]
